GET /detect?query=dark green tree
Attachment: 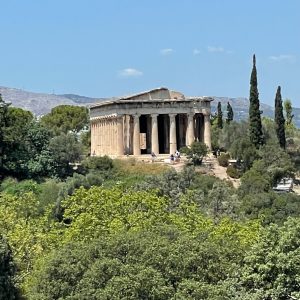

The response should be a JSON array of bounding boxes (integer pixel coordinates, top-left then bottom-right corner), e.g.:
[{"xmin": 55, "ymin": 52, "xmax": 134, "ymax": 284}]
[
  {"xmin": 274, "ymin": 86, "xmax": 286, "ymax": 149},
  {"xmin": 0, "ymin": 94, "xmax": 11, "ymax": 173},
  {"xmin": 239, "ymin": 218, "xmax": 300, "ymax": 298},
  {"xmin": 249, "ymin": 55, "xmax": 264, "ymax": 148},
  {"xmin": 49, "ymin": 133, "xmax": 83, "ymax": 178},
  {"xmin": 0, "ymin": 236, "xmax": 18, "ymax": 299},
  {"xmin": 41, "ymin": 105, "xmax": 89, "ymax": 136},
  {"xmin": 283, "ymin": 98, "xmax": 294, "ymax": 127},
  {"xmin": 26, "ymin": 228, "xmax": 246, "ymax": 299},
  {"xmin": 226, "ymin": 102, "xmax": 234, "ymax": 124},
  {"xmin": 217, "ymin": 102, "xmax": 223, "ymax": 129},
  {"xmin": 181, "ymin": 141, "xmax": 208, "ymax": 165},
  {"xmin": 3, "ymin": 119, "xmax": 55, "ymax": 179}
]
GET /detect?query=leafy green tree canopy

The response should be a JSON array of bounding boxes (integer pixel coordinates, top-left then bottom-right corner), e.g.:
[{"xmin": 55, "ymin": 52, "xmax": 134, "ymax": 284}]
[
  {"xmin": 181, "ymin": 141, "xmax": 208, "ymax": 165},
  {"xmin": 239, "ymin": 218, "xmax": 300, "ymax": 299},
  {"xmin": 49, "ymin": 133, "xmax": 83, "ymax": 178},
  {"xmin": 283, "ymin": 98, "xmax": 294, "ymax": 127},
  {"xmin": 41, "ymin": 105, "xmax": 89, "ymax": 135},
  {"xmin": 26, "ymin": 222, "xmax": 259, "ymax": 300},
  {"xmin": 0, "ymin": 236, "xmax": 18, "ymax": 300}
]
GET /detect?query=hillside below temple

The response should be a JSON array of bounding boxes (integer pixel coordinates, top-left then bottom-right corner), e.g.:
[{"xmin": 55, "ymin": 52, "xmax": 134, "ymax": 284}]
[{"xmin": 90, "ymin": 87, "xmax": 213, "ymax": 157}]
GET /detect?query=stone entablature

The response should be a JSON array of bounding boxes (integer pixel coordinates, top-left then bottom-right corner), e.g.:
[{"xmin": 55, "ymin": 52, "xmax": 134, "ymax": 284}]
[{"xmin": 90, "ymin": 87, "xmax": 213, "ymax": 157}]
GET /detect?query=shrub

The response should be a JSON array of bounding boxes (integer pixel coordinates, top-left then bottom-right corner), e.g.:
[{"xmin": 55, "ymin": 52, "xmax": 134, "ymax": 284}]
[
  {"xmin": 181, "ymin": 142, "xmax": 208, "ymax": 165},
  {"xmin": 82, "ymin": 155, "xmax": 113, "ymax": 171},
  {"xmin": 226, "ymin": 165, "xmax": 240, "ymax": 179},
  {"xmin": 218, "ymin": 153, "xmax": 230, "ymax": 167}
]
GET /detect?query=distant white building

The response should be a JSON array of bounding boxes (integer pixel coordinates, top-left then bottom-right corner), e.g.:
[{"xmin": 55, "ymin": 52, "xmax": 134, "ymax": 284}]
[{"xmin": 273, "ymin": 178, "xmax": 293, "ymax": 193}]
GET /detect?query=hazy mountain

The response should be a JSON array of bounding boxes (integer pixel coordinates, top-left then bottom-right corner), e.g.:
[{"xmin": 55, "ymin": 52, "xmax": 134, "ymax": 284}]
[
  {"xmin": 0, "ymin": 86, "xmax": 299, "ymax": 127},
  {"xmin": 0, "ymin": 86, "xmax": 107, "ymax": 116},
  {"xmin": 211, "ymin": 97, "xmax": 300, "ymax": 128},
  {"xmin": 59, "ymin": 94, "xmax": 101, "ymax": 104}
]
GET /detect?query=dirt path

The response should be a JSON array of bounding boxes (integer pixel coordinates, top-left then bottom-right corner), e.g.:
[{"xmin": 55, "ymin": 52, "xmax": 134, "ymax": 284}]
[
  {"xmin": 203, "ymin": 154, "xmax": 241, "ymax": 188},
  {"xmin": 166, "ymin": 154, "xmax": 240, "ymax": 188}
]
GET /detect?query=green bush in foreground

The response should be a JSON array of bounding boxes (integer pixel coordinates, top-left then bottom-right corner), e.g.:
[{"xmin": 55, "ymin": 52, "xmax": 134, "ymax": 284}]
[
  {"xmin": 218, "ymin": 153, "xmax": 230, "ymax": 167},
  {"xmin": 226, "ymin": 165, "xmax": 240, "ymax": 179}
]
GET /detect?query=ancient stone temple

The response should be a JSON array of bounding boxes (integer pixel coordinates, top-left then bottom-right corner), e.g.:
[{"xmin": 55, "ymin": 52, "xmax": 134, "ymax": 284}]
[{"xmin": 90, "ymin": 87, "xmax": 212, "ymax": 157}]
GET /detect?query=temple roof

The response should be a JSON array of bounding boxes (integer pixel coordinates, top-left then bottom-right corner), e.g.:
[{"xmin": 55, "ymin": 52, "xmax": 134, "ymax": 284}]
[
  {"xmin": 90, "ymin": 87, "xmax": 213, "ymax": 109},
  {"xmin": 117, "ymin": 87, "xmax": 185, "ymax": 101}
]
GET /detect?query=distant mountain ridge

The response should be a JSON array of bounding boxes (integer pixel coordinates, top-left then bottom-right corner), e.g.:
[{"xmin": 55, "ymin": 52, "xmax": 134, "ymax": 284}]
[
  {"xmin": 0, "ymin": 86, "xmax": 107, "ymax": 116},
  {"xmin": 210, "ymin": 97, "xmax": 300, "ymax": 128},
  {"xmin": 0, "ymin": 86, "xmax": 299, "ymax": 127}
]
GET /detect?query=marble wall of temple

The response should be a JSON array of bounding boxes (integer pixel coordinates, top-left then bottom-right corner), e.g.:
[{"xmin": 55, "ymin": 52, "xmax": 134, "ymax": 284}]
[{"xmin": 90, "ymin": 88, "xmax": 213, "ymax": 157}]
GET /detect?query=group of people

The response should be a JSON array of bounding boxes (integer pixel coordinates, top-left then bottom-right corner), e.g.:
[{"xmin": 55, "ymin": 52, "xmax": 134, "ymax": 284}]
[
  {"xmin": 170, "ymin": 150, "xmax": 180, "ymax": 163},
  {"xmin": 213, "ymin": 149, "xmax": 221, "ymax": 158},
  {"xmin": 150, "ymin": 150, "xmax": 181, "ymax": 163}
]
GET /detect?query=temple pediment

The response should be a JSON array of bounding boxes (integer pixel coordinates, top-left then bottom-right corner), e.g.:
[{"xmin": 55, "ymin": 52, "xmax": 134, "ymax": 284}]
[{"xmin": 118, "ymin": 87, "xmax": 185, "ymax": 101}]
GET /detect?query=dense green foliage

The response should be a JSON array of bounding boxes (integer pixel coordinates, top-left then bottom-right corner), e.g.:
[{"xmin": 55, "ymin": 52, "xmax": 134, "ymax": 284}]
[
  {"xmin": 0, "ymin": 236, "xmax": 18, "ymax": 299},
  {"xmin": 0, "ymin": 94, "xmax": 11, "ymax": 174},
  {"xmin": 0, "ymin": 85, "xmax": 300, "ymax": 299},
  {"xmin": 249, "ymin": 55, "xmax": 264, "ymax": 148},
  {"xmin": 40, "ymin": 105, "xmax": 89, "ymax": 135},
  {"xmin": 239, "ymin": 218, "xmax": 300, "ymax": 299},
  {"xmin": 0, "ymin": 96, "xmax": 89, "ymax": 180},
  {"xmin": 284, "ymin": 98, "xmax": 294, "ymax": 127},
  {"xmin": 217, "ymin": 101, "xmax": 223, "ymax": 129},
  {"xmin": 26, "ymin": 227, "xmax": 253, "ymax": 299},
  {"xmin": 226, "ymin": 102, "xmax": 234, "ymax": 124},
  {"xmin": 181, "ymin": 141, "xmax": 208, "ymax": 165},
  {"xmin": 218, "ymin": 153, "xmax": 230, "ymax": 167},
  {"xmin": 274, "ymin": 86, "xmax": 286, "ymax": 149}
]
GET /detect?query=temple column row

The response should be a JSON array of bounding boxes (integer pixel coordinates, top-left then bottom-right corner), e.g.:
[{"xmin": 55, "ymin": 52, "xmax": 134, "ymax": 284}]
[
  {"xmin": 91, "ymin": 116, "xmax": 124, "ymax": 156},
  {"xmin": 131, "ymin": 112, "xmax": 211, "ymax": 156},
  {"xmin": 93, "ymin": 112, "xmax": 211, "ymax": 156}
]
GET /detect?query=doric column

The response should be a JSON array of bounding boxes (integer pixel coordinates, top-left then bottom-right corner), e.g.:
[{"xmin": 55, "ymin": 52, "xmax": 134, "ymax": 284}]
[
  {"xmin": 133, "ymin": 114, "xmax": 141, "ymax": 155},
  {"xmin": 125, "ymin": 115, "xmax": 130, "ymax": 154},
  {"xmin": 203, "ymin": 113, "xmax": 212, "ymax": 150},
  {"xmin": 169, "ymin": 113, "xmax": 177, "ymax": 154},
  {"xmin": 99, "ymin": 120, "xmax": 102, "ymax": 155},
  {"xmin": 103, "ymin": 119, "xmax": 107, "ymax": 155},
  {"xmin": 116, "ymin": 116, "xmax": 124, "ymax": 156},
  {"xmin": 151, "ymin": 114, "xmax": 159, "ymax": 155},
  {"xmin": 186, "ymin": 113, "xmax": 195, "ymax": 146},
  {"xmin": 91, "ymin": 121, "xmax": 95, "ymax": 155},
  {"xmin": 96, "ymin": 121, "xmax": 99, "ymax": 155}
]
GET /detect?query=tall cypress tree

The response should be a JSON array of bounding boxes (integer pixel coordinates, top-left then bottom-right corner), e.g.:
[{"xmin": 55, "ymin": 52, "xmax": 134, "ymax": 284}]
[
  {"xmin": 226, "ymin": 102, "xmax": 234, "ymax": 123},
  {"xmin": 217, "ymin": 102, "xmax": 223, "ymax": 129},
  {"xmin": 274, "ymin": 86, "xmax": 286, "ymax": 149},
  {"xmin": 249, "ymin": 54, "xmax": 264, "ymax": 148}
]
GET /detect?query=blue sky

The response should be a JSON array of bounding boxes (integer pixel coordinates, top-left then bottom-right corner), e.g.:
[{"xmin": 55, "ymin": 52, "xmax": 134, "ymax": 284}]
[{"xmin": 0, "ymin": 0, "xmax": 299, "ymax": 106}]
